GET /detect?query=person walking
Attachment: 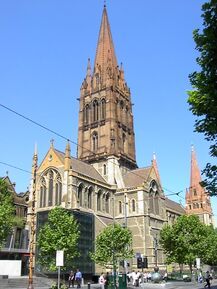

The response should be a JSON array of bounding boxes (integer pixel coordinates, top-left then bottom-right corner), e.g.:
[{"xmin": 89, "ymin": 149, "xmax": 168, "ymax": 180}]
[
  {"xmin": 68, "ymin": 270, "xmax": 75, "ymax": 288},
  {"xmin": 75, "ymin": 268, "xmax": 82, "ymax": 288},
  {"xmin": 99, "ymin": 272, "xmax": 106, "ymax": 289},
  {"xmin": 105, "ymin": 272, "xmax": 110, "ymax": 289},
  {"xmin": 204, "ymin": 271, "xmax": 211, "ymax": 289}
]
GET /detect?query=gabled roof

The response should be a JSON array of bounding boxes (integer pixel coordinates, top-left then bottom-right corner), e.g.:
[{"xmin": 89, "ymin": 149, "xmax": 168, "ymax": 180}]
[
  {"xmin": 123, "ymin": 167, "xmax": 152, "ymax": 188},
  {"xmin": 54, "ymin": 149, "xmax": 108, "ymax": 184},
  {"xmin": 165, "ymin": 198, "xmax": 185, "ymax": 215}
]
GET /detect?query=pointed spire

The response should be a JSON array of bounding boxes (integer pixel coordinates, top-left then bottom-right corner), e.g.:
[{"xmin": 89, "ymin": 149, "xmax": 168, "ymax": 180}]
[
  {"xmin": 64, "ymin": 140, "xmax": 71, "ymax": 171},
  {"xmin": 94, "ymin": 5, "xmax": 118, "ymax": 82},
  {"xmin": 32, "ymin": 143, "xmax": 38, "ymax": 175},
  {"xmin": 152, "ymin": 152, "xmax": 161, "ymax": 185},
  {"xmin": 86, "ymin": 58, "xmax": 92, "ymax": 88},
  {"xmin": 190, "ymin": 145, "xmax": 202, "ymax": 191}
]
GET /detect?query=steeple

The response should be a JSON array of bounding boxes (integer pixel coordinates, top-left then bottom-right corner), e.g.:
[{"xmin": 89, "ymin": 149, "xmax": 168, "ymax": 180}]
[
  {"xmin": 77, "ymin": 4, "xmax": 137, "ymax": 179},
  {"xmin": 94, "ymin": 5, "xmax": 118, "ymax": 84},
  {"xmin": 190, "ymin": 145, "xmax": 202, "ymax": 191},
  {"xmin": 185, "ymin": 145, "xmax": 213, "ymax": 225}
]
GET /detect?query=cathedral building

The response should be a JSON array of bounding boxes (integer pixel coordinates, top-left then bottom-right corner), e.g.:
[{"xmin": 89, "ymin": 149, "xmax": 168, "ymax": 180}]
[{"xmin": 27, "ymin": 5, "xmax": 212, "ymax": 276}]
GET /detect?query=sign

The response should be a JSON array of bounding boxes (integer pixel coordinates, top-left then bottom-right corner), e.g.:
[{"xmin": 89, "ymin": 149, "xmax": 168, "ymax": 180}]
[
  {"xmin": 196, "ymin": 258, "xmax": 200, "ymax": 269},
  {"xmin": 56, "ymin": 250, "xmax": 64, "ymax": 267}
]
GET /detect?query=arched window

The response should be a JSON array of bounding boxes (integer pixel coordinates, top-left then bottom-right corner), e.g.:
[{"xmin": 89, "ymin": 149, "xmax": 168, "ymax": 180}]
[
  {"xmin": 132, "ymin": 199, "xmax": 136, "ymax": 212},
  {"xmin": 88, "ymin": 187, "xmax": 93, "ymax": 209},
  {"xmin": 122, "ymin": 133, "xmax": 126, "ymax": 152},
  {"xmin": 102, "ymin": 194, "xmax": 106, "ymax": 211},
  {"xmin": 149, "ymin": 181, "xmax": 159, "ymax": 215},
  {"xmin": 48, "ymin": 171, "xmax": 53, "ymax": 206},
  {"xmin": 154, "ymin": 194, "xmax": 159, "ymax": 215},
  {"xmin": 77, "ymin": 184, "xmax": 83, "ymax": 207},
  {"xmin": 84, "ymin": 104, "xmax": 89, "ymax": 124},
  {"xmin": 93, "ymin": 100, "xmax": 99, "ymax": 122},
  {"xmin": 105, "ymin": 193, "xmax": 110, "ymax": 213},
  {"xmin": 40, "ymin": 177, "xmax": 47, "ymax": 208},
  {"xmin": 101, "ymin": 99, "xmax": 106, "ymax": 120},
  {"xmin": 92, "ymin": 132, "xmax": 98, "ymax": 151},
  {"xmin": 55, "ymin": 175, "xmax": 62, "ymax": 205},
  {"xmin": 194, "ymin": 189, "xmax": 197, "ymax": 196},
  {"xmin": 119, "ymin": 201, "xmax": 122, "ymax": 214},
  {"xmin": 103, "ymin": 164, "xmax": 107, "ymax": 175},
  {"xmin": 97, "ymin": 190, "xmax": 102, "ymax": 211}
]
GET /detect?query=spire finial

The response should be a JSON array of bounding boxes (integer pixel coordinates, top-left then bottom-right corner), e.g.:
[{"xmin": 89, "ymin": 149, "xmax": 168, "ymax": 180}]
[
  {"xmin": 104, "ymin": 0, "xmax": 106, "ymax": 8},
  {"xmin": 34, "ymin": 143, "xmax": 38, "ymax": 156},
  {"xmin": 50, "ymin": 138, "xmax": 54, "ymax": 148}
]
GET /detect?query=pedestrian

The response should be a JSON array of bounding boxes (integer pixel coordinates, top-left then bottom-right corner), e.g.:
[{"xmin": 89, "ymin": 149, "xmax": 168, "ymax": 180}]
[
  {"xmin": 135, "ymin": 271, "xmax": 140, "ymax": 287},
  {"xmin": 69, "ymin": 270, "xmax": 75, "ymax": 288},
  {"xmin": 75, "ymin": 268, "xmax": 82, "ymax": 288},
  {"xmin": 198, "ymin": 270, "xmax": 203, "ymax": 283},
  {"xmin": 204, "ymin": 271, "xmax": 211, "ymax": 289},
  {"xmin": 99, "ymin": 272, "xmax": 106, "ymax": 289},
  {"xmin": 105, "ymin": 272, "xmax": 110, "ymax": 289},
  {"xmin": 163, "ymin": 271, "xmax": 168, "ymax": 282}
]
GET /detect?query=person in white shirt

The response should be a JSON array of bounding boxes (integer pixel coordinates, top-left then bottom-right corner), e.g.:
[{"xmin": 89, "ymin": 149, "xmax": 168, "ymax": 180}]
[{"xmin": 99, "ymin": 273, "xmax": 106, "ymax": 289}]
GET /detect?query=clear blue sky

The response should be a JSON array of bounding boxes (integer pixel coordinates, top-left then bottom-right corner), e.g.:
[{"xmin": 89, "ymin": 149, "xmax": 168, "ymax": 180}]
[{"xmin": 0, "ymin": 0, "xmax": 216, "ymax": 224}]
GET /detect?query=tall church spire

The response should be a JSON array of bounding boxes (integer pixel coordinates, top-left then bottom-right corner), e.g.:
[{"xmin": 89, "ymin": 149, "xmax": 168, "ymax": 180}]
[
  {"xmin": 185, "ymin": 145, "xmax": 213, "ymax": 225},
  {"xmin": 94, "ymin": 5, "xmax": 118, "ymax": 83},
  {"xmin": 190, "ymin": 145, "xmax": 202, "ymax": 190},
  {"xmin": 78, "ymin": 4, "xmax": 137, "ymax": 181}
]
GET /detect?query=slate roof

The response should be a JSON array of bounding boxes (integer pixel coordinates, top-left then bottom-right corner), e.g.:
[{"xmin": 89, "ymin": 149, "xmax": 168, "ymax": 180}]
[
  {"xmin": 123, "ymin": 167, "xmax": 152, "ymax": 188},
  {"xmin": 165, "ymin": 198, "xmax": 185, "ymax": 214},
  {"xmin": 55, "ymin": 149, "xmax": 107, "ymax": 184}
]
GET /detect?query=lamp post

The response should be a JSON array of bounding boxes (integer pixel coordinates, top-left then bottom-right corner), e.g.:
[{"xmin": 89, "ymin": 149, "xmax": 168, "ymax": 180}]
[{"xmin": 27, "ymin": 149, "xmax": 37, "ymax": 289}]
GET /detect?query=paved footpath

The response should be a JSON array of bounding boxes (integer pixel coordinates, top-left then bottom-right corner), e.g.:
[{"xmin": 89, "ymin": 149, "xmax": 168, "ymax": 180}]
[{"xmin": 3, "ymin": 279, "xmax": 217, "ymax": 289}]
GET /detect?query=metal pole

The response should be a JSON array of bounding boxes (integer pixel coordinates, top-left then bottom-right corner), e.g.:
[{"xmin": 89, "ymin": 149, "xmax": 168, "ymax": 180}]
[
  {"xmin": 112, "ymin": 196, "xmax": 117, "ymax": 289},
  {"xmin": 58, "ymin": 266, "xmax": 60, "ymax": 289},
  {"xmin": 27, "ymin": 153, "xmax": 37, "ymax": 289}
]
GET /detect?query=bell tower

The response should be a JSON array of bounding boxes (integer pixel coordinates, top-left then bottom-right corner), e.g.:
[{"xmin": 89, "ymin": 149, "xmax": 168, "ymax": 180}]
[
  {"xmin": 185, "ymin": 146, "xmax": 213, "ymax": 225},
  {"xmin": 77, "ymin": 5, "xmax": 137, "ymax": 185}
]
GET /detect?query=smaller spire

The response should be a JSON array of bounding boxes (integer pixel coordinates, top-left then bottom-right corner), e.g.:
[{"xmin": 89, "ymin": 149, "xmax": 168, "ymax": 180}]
[
  {"xmin": 32, "ymin": 143, "xmax": 38, "ymax": 175},
  {"xmin": 86, "ymin": 58, "xmax": 92, "ymax": 88},
  {"xmin": 65, "ymin": 140, "xmax": 71, "ymax": 171},
  {"xmin": 152, "ymin": 152, "xmax": 161, "ymax": 185}
]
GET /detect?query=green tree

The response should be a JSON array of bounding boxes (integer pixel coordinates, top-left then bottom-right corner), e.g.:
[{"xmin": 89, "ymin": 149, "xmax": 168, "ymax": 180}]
[
  {"xmin": 0, "ymin": 179, "xmax": 15, "ymax": 247},
  {"xmin": 200, "ymin": 225, "xmax": 217, "ymax": 266},
  {"xmin": 160, "ymin": 215, "xmax": 208, "ymax": 272},
  {"xmin": 37, "ymin": 207, "xmax": 80, "ymax": 272},
  {"xmin": 90, "ymin": 223, "xmax": 134, "ymax": 270},
  {"xmin": 188, "ymin": 0, "xmax": 217, "ymax": 195}
]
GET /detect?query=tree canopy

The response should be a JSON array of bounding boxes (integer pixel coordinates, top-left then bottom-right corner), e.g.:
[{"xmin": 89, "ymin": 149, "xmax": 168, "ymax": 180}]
[
  {"xmin": 90, "ymin": 223, "xmax": 134, "ymax": 270},
  {"xmin": 0, "ymin": 179, "xmax": 15, "ymax": 247},
  {"xmin": 37, "ymin": 207, "xmax": 80, "ymax": 272},
  {"xmin": 160, "ymin": 215, "xmax": 217, "ymax": 270},
  {"xmin": 188, "ymin": 0, "xmax": 217, "ymax": 195}
]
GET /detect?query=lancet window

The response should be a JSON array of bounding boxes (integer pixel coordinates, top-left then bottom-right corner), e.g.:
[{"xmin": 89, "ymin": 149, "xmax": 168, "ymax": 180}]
[
  {"xmin": 101, "ymin": 99, "xmax": 106, "ymax": 120},
  {"xmin": 92, "ymin": 131, "xmax": 98, "ymax": 151},
  {"xmin": 77, "ymin": 183, "xmax": 84, "ymax": 207},
  {"xmin": 39, "ymin": 169, "xmax": 62, "ymax": 208},
  {"xmin": 88, "ymin": 186, "xmax": 93, "ymax": 209},
  {"xmin": 93, "ymin": 99, "xmax": 99, "ymax": 122}
]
